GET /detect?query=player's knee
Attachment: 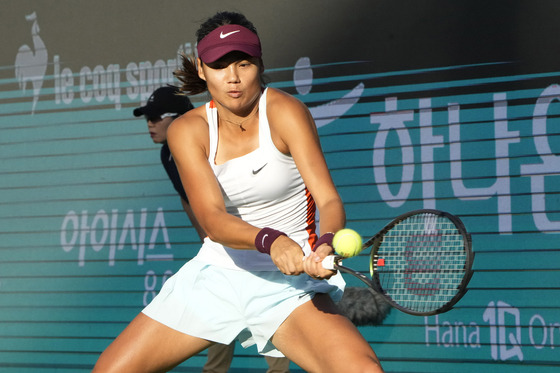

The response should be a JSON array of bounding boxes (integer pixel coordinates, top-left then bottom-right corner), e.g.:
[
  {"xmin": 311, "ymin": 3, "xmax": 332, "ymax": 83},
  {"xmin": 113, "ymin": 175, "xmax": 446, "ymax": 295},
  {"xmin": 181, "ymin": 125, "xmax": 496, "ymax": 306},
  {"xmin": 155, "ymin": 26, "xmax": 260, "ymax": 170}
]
[
  {"xmin": 342, "ymin": 355, "xmax": 384, "ymax": 373},
  {"xmin": 362, "ymin": 357, "xmax": 384, "ymax": 373},
  {"xmin": 92, "ymin": 350, "xmax": 138, "ymax": 373}
]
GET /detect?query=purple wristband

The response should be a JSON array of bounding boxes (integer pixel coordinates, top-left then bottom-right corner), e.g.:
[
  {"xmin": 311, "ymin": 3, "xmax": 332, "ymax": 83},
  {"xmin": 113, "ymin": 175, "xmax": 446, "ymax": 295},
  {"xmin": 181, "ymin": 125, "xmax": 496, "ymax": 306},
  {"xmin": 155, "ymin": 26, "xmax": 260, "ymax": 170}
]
[
  {"xmin": 313, "ymin": 232, "xmax": 334, "ymax": 251},
  {"xmin": 255, "ymin": 227, "xmax": 287, "ymax": 255}
]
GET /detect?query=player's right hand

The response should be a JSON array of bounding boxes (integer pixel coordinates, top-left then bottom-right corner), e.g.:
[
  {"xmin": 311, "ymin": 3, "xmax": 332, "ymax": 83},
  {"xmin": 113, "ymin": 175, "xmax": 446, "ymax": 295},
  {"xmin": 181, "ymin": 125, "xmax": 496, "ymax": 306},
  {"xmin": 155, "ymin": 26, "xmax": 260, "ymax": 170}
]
[{"xmin": 269, "ymin": 235, "xmax": 305, "ymax": 275}]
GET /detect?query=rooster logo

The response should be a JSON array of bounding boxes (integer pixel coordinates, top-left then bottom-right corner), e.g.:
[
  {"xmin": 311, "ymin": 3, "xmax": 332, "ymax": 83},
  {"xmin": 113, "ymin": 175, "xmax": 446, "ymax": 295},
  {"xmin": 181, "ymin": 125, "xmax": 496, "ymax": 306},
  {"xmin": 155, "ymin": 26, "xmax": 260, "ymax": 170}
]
[{"xmin": 15, "ymin": 12, "xmax": 48, "ymax": 114}]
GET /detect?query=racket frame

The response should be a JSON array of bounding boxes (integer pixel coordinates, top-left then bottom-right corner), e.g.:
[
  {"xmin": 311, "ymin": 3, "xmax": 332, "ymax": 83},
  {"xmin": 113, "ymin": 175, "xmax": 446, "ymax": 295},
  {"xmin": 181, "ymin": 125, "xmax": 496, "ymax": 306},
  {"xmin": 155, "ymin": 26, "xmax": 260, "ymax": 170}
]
[{"xmin": 331, "ymin": 209, "xmax": 474, "ymax": 316}]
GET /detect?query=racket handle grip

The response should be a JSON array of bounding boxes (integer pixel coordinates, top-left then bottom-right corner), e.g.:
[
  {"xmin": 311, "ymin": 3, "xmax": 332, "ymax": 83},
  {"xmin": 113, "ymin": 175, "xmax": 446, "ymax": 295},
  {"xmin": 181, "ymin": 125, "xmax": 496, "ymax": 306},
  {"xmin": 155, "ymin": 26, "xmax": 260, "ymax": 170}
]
[{"xmin": 321, "ymin": 255, "xmax": 338, "ymax": 270}]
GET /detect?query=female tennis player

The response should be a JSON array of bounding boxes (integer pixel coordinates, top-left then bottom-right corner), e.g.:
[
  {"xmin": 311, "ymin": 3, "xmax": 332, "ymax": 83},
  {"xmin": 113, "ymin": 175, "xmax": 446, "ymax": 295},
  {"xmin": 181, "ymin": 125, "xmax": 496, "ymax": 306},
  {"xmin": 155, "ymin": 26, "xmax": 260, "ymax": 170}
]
[{"xmin": 93, "ymin": 11, "xmax": 383, "ymax": 373}]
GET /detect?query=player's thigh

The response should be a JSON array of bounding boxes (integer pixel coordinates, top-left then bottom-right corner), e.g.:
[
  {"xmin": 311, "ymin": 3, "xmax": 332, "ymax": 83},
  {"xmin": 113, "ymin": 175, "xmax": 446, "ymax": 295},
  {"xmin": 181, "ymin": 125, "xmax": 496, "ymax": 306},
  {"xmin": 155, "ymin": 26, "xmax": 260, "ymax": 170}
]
[
  {"xmin": 93, "ymin": 312, "xmax": 212, "ymax": 373},
  {"xmin": 271, "ymin": 294, "xmax": 382, "ymax": 373}
]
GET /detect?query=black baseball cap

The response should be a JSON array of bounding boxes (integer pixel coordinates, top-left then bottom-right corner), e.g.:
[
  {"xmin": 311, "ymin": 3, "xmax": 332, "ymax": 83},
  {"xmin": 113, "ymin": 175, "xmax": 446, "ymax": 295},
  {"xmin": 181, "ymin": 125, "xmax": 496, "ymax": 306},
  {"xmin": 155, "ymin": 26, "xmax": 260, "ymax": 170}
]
[{"xmin": 133, "ymin": 86, "xmax": 194, "ymax": 118}]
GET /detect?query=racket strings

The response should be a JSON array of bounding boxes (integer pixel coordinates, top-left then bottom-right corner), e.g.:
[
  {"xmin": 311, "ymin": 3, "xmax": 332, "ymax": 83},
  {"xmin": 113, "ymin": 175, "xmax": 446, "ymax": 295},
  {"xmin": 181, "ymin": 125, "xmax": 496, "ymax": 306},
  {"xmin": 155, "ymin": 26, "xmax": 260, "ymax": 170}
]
[{"xmin": 373, "ymin": 213, "xmax": 467, "ymax": 312}]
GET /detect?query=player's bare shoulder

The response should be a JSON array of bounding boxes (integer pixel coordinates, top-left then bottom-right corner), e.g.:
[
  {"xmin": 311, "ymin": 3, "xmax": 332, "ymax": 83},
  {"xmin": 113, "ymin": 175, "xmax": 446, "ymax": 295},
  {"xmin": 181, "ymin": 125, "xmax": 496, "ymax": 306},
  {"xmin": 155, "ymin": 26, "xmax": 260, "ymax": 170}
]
[
  {"xmin": 266, "ymin": 87, "xmax": 308, "ymax": 115},
  {"xmin": 170, "ymin": 105, "xmax": 207, "ymax": 132},
  {"xmin": 168, "ymin": 104, "xmax": 209, "ymax": 154},
  {"xmin": 265, "ymin": 87, "xmax": 317, "ymax": 154},
  {"xmin": 168, "ymin": 105, "xmax": 208, "ymax": 140},
  {"xmin": 266, "ymin": 87, "xmax": 313, "ymax": 129}
]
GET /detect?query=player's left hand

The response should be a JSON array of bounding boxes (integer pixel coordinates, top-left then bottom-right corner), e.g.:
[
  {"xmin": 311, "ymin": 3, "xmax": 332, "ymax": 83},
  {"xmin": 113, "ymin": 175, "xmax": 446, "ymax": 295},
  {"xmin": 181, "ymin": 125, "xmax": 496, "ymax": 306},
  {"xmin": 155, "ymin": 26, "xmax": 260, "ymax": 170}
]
[{"xmin": 302, "ymin": 244, "xmax": 336, "ymax": 280}]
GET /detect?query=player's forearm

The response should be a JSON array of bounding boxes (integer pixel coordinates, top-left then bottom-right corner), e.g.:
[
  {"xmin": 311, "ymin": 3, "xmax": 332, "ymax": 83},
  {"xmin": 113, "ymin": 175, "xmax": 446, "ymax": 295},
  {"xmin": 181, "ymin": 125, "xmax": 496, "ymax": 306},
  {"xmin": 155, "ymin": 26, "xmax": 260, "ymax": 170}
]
[
  {"xmin": 317, "ymin": 197, "xmax": 346, "ymax": 236},
  {"xmin": 180, "ymin": 198, "xmax": 206, "ymax": 242},
  {"xmin": 201, "ymin": 210, "xmax": 261, "ymax": 250}
]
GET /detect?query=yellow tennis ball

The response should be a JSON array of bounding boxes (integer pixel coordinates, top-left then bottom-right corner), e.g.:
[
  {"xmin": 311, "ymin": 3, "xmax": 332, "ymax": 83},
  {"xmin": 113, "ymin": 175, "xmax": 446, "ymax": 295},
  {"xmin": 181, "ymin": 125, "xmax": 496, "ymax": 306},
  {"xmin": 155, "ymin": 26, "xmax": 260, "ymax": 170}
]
[{"xmin": 333, "ymin": 228, "xmax": 363, "ymax": 258}]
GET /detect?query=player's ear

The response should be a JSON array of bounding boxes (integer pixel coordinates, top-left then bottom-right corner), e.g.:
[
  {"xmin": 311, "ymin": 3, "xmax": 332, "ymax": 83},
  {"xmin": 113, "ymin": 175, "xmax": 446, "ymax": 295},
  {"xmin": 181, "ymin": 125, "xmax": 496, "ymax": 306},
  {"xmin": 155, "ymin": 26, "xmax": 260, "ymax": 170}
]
[{"xmin": 197, "ymin": 58, "xmax": 206, "ymax": 81}]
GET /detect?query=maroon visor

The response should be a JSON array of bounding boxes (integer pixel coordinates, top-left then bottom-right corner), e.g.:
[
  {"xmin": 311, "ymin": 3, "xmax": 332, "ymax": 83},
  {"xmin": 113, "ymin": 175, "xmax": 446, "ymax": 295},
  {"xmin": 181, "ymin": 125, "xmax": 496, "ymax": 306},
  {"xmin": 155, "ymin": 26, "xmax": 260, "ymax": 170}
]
[{"xmin": 197, "ymin": 24, "xmax": 262, "ymax": 64}]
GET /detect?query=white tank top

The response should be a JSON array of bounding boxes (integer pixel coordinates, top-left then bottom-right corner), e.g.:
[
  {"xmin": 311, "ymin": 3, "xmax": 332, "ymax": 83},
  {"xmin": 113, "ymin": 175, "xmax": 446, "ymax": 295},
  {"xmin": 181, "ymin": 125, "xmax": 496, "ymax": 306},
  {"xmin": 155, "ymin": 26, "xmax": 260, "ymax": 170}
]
[{"xmin": 193, "ymin": 88, "xmax": 318, "ymax": 271}]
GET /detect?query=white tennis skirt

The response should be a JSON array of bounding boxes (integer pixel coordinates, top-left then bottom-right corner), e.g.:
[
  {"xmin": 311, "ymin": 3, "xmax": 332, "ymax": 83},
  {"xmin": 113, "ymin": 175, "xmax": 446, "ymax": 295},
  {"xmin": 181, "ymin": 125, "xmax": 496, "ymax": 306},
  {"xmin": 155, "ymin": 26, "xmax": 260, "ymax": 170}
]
[{"xmin": 142, "ymin": 258, "xmax": 345, "ymax": 357}]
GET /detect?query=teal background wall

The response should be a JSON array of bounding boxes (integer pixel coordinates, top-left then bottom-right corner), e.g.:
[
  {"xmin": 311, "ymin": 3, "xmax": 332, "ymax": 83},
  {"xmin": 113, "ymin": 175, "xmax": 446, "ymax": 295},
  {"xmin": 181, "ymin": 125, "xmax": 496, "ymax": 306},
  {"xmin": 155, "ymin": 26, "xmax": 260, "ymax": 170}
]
[{"xmin": 1, "ymin": 1, "xmax": 559, "ymax": 371}]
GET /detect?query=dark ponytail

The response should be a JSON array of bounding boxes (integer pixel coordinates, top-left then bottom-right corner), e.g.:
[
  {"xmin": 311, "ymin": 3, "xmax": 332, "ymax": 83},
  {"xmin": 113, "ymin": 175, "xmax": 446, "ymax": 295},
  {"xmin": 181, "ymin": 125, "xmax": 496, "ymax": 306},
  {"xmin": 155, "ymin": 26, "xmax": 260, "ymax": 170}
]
[{"xmin": 174, "ymin": 54, "xmax": 207, "ymax": 96}]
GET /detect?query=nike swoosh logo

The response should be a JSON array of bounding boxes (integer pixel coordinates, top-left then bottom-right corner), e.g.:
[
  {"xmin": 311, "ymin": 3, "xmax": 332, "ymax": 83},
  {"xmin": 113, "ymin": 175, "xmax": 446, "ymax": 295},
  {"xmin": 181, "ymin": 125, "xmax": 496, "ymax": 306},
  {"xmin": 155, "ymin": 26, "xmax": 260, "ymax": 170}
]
[
  {"xmin": 299, "ymin": 291, "xmax": 313, "ymax": 299},
  {"xmin": 220, "ymin": 30, "xmax": 241, "ymax": 39},
  {"xmin": 252, "ymin": 163, "xmax": 268, "ymax": 175}
]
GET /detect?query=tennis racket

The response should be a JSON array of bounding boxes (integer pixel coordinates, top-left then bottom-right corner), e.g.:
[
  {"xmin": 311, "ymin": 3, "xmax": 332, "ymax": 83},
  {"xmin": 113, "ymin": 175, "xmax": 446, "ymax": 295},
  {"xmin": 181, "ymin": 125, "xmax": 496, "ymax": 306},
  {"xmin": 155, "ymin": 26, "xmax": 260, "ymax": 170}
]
[{"xmin": 322, "ymin": 209, "xmax": 474, "ymax": 316}]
